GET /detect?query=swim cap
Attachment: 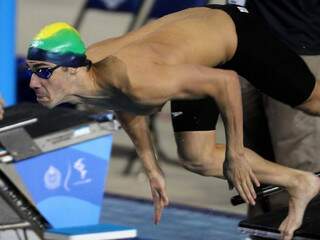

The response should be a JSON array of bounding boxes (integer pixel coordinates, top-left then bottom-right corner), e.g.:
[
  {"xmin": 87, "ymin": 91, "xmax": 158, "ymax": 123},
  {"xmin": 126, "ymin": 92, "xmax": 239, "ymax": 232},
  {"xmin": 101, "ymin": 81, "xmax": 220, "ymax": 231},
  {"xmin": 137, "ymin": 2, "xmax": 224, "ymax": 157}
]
[{"xmin": 27, "ymin": 22, "xmax": 90, "ymax": 67}]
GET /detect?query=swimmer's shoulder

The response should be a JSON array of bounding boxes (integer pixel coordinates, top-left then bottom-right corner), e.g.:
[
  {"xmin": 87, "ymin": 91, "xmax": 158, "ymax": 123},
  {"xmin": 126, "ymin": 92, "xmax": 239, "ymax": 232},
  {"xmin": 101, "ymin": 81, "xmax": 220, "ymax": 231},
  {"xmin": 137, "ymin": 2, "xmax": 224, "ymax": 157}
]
[{"xmin": 87, "ymin": 35, "xmax": 136, "ymax": 63}]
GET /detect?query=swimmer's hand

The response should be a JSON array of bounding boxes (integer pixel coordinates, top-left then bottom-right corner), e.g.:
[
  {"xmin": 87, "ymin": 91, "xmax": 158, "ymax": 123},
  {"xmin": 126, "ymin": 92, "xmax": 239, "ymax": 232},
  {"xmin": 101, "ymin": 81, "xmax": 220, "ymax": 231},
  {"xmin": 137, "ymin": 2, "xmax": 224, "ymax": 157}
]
[
  {"xmin": 148, "ymin": 171, "xmax": 169, "ymax": 224},
  {"xmin": 0, "ymin": 98, "xmax": 4, "ymax": 120},
  {"xmin": 223, "ymin": 151, "xmax": 260, "ymax": 205}
]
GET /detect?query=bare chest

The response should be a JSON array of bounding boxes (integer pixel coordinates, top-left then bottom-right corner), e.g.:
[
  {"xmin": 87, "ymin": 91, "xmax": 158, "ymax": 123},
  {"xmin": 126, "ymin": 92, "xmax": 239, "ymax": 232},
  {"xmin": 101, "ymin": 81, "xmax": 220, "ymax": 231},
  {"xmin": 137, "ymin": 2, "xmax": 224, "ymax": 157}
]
[{"xmin": 80, "ymin": 88, "xmax": 162, "ymax": 115}]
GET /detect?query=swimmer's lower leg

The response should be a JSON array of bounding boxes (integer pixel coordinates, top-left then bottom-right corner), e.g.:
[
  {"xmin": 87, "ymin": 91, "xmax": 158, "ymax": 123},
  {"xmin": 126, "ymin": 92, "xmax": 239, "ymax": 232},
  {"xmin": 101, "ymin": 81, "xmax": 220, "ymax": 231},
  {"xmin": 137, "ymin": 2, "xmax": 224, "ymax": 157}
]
[{"xmin": 182, "ymin": 143, "xmax": 309, "ymax": 189}]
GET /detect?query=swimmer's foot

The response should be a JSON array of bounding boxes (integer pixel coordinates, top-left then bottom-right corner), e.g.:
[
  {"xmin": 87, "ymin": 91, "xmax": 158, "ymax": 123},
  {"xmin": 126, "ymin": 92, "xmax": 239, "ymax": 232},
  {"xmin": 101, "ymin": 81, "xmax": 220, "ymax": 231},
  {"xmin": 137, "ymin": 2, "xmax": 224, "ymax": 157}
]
[{"xmin": 279, "ymin": 172, "xmax": 320, "ymax": 240}]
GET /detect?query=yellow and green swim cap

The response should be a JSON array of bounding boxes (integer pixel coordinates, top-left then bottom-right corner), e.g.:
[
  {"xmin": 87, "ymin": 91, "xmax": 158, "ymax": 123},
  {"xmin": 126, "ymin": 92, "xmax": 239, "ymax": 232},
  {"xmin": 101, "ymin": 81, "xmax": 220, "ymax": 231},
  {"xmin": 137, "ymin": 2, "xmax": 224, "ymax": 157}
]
[{"xmin": 27, "ymin": 22, "xmax": 90, "ymax": 67}]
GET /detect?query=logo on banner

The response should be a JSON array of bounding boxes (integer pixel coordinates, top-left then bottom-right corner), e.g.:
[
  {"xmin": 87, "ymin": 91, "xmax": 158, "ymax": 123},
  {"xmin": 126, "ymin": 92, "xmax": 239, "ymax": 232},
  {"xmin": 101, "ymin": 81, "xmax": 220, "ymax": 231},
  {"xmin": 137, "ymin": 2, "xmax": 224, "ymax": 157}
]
[
  {"xmin": 44, "ymin": 166, "xmax": 62, "ymax": 190},
  {"xmin": 72, "ymin": 158, "xmax": 92, "ymax": 186},
  {"xmin": 43, "ymin": 158, "xmax": 92, "ymax": 191},
  {"xmin": 74, "ymin": 158, "xmax": 87, "ymax": 179},
  {"xmin": 64, "ymin": 158, "xmax": 92, "ymax": 191}
]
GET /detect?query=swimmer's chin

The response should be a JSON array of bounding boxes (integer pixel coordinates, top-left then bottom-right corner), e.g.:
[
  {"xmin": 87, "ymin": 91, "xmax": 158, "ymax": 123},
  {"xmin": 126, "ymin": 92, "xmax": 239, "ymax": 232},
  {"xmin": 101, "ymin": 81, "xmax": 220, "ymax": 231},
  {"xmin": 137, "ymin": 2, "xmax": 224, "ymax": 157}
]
[
  {"xmin": 37, "ymin": 98, "xmax": 59, "ymax": 109},
  {"xmin": 39, "ymin": 98, "xmax": 79, "ymax": 109},
  {"xmin": 37, "ymin": 100, "xmax": 55, "ymax": 109}
]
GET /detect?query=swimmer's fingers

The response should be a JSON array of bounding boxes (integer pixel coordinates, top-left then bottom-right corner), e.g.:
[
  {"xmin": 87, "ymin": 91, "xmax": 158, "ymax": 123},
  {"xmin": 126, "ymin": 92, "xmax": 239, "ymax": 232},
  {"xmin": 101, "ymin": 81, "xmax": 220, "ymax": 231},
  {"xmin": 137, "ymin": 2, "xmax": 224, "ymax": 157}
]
[
  {"xmin": 226, "ymin": 156, "xmax": 257, "ymax": 205},
  {"xmin": 234, "ymin": 181, "xmax": 250, "ymax": 204},
  {"xmin": 239, "ymin": 168, "xmax": 257, "ymax": 205},
  {"xmin": 152, "ymin": 188, "xmax": 164, "ymax": 224},
  {"xmin": 250, "ymin": 170, "xmax": 260, "ymax": 187},
  {"xmin": 148, "ymin": 173, "xmax": 169, "ymax": 224},
  {"xmin": 242, "ymin": 176, "xmax": 256, "ymax": 205}
]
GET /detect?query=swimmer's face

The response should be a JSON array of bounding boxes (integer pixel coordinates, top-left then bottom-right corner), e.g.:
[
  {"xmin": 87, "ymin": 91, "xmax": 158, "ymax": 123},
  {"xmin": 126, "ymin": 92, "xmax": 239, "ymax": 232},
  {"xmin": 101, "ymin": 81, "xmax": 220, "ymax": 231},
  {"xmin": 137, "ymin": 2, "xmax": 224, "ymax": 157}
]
[{"xmin": 27, "ymin": 60, "xmax": 73, "ymax": 108}]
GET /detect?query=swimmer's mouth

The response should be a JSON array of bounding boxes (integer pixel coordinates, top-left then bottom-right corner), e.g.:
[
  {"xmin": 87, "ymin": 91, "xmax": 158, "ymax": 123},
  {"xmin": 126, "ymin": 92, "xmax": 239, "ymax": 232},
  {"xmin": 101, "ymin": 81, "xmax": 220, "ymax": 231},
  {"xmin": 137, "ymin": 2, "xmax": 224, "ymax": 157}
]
[{"xmin": 34, "ymin": 90, "xmax": 47, "ymax": 98}]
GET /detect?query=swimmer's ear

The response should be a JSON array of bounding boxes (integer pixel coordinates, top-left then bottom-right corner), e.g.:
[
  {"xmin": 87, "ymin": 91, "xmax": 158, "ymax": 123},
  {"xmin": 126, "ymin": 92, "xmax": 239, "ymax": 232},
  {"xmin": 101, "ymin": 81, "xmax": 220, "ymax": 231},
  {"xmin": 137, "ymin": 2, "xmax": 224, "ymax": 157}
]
[{"xmin": 86, "ymin": 60, "xmax": 92, "ymax": 71}]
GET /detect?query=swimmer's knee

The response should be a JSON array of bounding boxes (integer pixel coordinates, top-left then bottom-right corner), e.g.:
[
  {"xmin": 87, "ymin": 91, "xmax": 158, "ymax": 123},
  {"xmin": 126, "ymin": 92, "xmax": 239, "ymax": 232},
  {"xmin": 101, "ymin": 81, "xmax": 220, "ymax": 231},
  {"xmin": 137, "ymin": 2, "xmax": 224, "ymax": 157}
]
[
  {"xmin": 177, "ymin": 147, "xmax": 220, "ymax": 177},
  {"xmin": 182, "ymin": 161, "xmax": 220, "ymax": 177}
]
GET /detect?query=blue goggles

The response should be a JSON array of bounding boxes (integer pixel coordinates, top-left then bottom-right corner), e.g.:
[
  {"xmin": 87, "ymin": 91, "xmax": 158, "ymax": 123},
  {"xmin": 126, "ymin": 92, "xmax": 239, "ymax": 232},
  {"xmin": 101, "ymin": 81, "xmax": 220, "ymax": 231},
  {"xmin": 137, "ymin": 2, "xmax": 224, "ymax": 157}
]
[{"xmin": 28, "ymin": 65, "xmax": 61, "ymax": 80}]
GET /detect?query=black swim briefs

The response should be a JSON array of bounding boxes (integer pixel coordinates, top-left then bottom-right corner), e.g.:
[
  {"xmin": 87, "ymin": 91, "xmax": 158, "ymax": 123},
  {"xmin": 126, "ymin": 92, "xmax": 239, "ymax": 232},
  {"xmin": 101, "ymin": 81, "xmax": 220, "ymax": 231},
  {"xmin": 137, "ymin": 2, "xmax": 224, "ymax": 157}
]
[{"xmin": 171, "ymin": 4, "xmax": 316, "ymax": 132}]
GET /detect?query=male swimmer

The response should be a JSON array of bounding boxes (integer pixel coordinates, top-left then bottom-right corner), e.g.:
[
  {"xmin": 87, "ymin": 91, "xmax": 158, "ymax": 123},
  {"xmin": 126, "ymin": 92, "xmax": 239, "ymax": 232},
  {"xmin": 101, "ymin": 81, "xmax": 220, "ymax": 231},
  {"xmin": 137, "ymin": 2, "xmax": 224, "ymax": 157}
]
[{"xmin": 26, "ymin": 5, "xmax": 320, "ymax": 240}]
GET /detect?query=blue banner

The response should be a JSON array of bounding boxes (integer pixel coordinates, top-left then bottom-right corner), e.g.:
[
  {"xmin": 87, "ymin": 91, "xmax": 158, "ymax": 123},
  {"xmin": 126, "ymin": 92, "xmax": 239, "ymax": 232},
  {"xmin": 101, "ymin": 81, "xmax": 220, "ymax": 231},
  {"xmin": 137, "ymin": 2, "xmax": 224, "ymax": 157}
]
[
  {"xmin": 0, "ymin": 0, "xmax": 16, "ymax": 105},
  {"xmin": 15, "ymin": 135, "xmax": 113, "ymax": 228}
]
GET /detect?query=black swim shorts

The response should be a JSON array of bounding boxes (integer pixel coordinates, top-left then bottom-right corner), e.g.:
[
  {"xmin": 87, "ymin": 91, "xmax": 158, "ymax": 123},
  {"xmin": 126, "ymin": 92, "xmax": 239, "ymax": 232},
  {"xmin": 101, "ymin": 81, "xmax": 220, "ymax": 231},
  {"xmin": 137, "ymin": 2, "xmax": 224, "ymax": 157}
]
[{"xmin": 171, "ymin": 4, "xmax": 316, "ymax": 132}]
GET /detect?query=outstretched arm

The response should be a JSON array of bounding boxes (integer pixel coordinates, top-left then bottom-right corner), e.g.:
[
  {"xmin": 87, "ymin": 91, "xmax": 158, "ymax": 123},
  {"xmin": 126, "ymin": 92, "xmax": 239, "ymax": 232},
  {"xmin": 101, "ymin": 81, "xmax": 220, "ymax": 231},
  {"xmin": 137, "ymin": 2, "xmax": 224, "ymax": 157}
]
[
  {"xmin": 115, "ymin": 111, "xmax": 169, "ymax": 223},
  {"xmin": 142, "ymin": 64, "xmax": 260, "ymax": 204}
]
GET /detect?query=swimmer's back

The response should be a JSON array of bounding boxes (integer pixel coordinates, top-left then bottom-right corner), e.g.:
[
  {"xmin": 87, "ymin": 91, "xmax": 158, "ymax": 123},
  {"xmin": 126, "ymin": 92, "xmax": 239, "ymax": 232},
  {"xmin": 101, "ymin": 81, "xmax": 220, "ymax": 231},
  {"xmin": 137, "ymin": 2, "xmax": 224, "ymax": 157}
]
[{"xmin": 88, "ymin": 7, "xmax": 237, "ymax": 66}]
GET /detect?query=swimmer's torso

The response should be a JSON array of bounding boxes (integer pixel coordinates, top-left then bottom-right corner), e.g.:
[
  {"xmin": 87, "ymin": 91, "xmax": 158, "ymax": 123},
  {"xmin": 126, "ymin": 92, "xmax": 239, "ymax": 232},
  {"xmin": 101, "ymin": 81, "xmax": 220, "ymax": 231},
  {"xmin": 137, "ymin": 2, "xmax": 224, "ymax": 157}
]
[
  {"xmin": 88, "ymin": 7, "xmax": 237, "ymax": 66},
  {"xmin": 78, "ymin": 86, "xmax": 163, "ymax": 115},
  {"xmin": 85, "ymin": 7, "xmax": 237, "ymax": 114}
]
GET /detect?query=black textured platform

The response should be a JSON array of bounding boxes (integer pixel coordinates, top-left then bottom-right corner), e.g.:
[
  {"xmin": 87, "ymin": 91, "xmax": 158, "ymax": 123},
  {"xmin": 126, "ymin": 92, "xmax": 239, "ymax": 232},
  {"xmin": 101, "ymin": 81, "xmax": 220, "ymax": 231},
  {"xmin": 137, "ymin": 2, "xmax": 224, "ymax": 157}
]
[
  {"xmin": 239, "ymin": 196, "xmax": 320, "ymax": 239},
  {"xmin": 0, "ymin": 196, "xmax": 22, "ymax": 225},
  {"xmin": 1, "ymin": 102, "xmax": 91, "ymax": 138}
]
